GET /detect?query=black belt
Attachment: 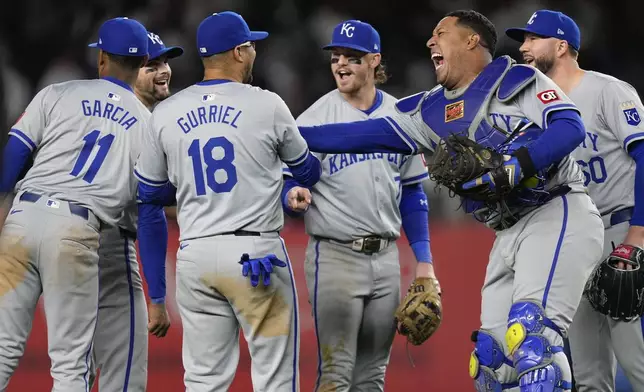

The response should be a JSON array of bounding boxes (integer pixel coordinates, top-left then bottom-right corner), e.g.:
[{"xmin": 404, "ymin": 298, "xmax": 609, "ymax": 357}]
[
  {"xmin": 20, "ymin": 191, "xmax": 91, "ymax": 220},
  {"xmin": 602, "ymin": 207, "xmax": 633, "ymax": 228},
  {"xmin": 218, "ymin": 230, "xmax": 261, "ymax": 237},
  {"xmin": 314, "ymin": 235, "xmax": 391, "ymax": 254}
]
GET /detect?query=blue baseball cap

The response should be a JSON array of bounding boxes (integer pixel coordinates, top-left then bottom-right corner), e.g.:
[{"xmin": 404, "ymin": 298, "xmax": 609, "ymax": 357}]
[
  {"xmin": 88, "ymin": 17, "xmax": 149, "ymax": 56},
  {"xmin": 147, "ymin": 32, "xmax": 184, "ymax": 61},
  {"xmin": 505, "ymin": 10, "xmax": 581, "ymax": 51},
  {"xmin": 196, "ymin": 11, "xmax": 268, "ymax": 57},
  {"xmin": 323, "ymin": 20, "xmax": 381, "ymax": 53}
]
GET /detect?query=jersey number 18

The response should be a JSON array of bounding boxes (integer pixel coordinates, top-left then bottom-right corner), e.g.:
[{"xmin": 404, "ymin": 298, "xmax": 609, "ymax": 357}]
[{"xmin": 188, "ymin": 137, "xmax": 238, "ymax": 195}]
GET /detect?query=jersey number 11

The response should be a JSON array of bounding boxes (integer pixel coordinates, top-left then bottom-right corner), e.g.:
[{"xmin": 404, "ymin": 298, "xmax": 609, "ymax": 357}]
[{"xmin": 70, "ymin": 130, "xmax": 115, "ymax": 183}]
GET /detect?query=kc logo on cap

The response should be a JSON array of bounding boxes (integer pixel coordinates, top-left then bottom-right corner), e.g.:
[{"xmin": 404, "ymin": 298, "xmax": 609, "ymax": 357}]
[
  {"xmin": 505, "ymin": 10, "xmax": 581, "ymax": 51},
  {"xmin": 323, "ymin": 19, "xmax": 381, "ymax": 54},
  {"xmin": 340, "ymin": 22, "xmax": 355, "ymax": 37}
]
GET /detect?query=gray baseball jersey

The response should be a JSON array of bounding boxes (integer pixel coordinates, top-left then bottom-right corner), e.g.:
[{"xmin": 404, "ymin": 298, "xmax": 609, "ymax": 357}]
[
  {"xmin": 135, "ymin": 80, "xmax": 308, "ymax": 391},
  {"xmin": 568, "ymin": 71, "xmax": 644, "ymax": 214},
  {"xmin": 0, "ymin": 78, "xmax": 148, "ymax": 391},
  {"xmin": 287, "ymin": 88, "xmax": 427, "ymax": 391},
  {"xmin": 375, "ymin": 61, "xmax": 603, "ymax": 390},
  {"xmin": 10, "ymin": 79, "xmax": 150, "ymax": 226},
  {"xmin": 565, "ymin": 71, "xmax": 644, "ymax": 392},
  {"xmin": 286, "ymin": 89, "xmax": 428, "ymax": 241},
  {"xmin": 389, "ymin": 69, "xmax": 585, "ymax": 199},
  {"xmin": 135, "ymin": 81, "xmax": 311, "ymax": 240}
]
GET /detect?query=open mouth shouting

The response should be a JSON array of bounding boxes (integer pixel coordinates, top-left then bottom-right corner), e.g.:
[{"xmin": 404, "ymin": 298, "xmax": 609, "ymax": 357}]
[
  {"xmin": 336, "ymin": 69, "xmax": 353, "ymax": 81},
  {"xmin": 431, "ymin": 52, "xmax": 445, "ymax": 70}
]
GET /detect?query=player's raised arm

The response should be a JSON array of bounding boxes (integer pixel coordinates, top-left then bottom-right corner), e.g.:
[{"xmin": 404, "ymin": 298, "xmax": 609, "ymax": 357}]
[
  {"xmin": 274, "ymin": 95, "xmax": 322, "ymax": 187},
  {"xmin": 134, "ymin": 117, "xmax": 170, "ymax": 307},
  {"xmin": 298, "ymin": 114, "xmax": 420, "ymax": 155}
]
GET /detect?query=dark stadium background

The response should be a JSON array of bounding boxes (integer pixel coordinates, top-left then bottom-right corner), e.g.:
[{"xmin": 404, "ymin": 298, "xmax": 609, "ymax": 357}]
[{"xmin": 0, "ymin": 0, "xmax": 641, "ymax": 390}]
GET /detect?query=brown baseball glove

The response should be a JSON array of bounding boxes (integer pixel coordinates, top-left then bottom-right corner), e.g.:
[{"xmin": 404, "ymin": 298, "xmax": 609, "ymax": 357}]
[{"xmin": 394, "ymin": 277, "xmax": 443, "ymax": 345}]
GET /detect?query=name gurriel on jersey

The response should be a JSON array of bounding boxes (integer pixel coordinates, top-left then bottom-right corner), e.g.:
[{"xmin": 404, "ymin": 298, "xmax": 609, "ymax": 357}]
[
  {"xmin": 177, "ymin": 104, "xmax": 242, "ymax": 134},
  {"xmin": 81, "ymin": 99, "xmax": 139, "ymax": 130}
]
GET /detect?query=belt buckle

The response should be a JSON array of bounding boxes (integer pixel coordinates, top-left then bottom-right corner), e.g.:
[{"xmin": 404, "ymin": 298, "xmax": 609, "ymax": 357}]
[
  {"xmin": 362, "ymin": 237, "xmax": 384, "ymax": 254},
  {"xmin": 351, "ymin": 238, "xmax": 365, "ymax": 252}
]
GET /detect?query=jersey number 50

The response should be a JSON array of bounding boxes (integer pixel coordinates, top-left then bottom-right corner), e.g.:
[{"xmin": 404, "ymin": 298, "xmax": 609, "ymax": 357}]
[
  {"xmin": 188, "ymin": 137, "xmax": 238, "ymax": 195},
  {"xmin": 577, "ymin": 157, "xmax": 607, "ymax": 186}
]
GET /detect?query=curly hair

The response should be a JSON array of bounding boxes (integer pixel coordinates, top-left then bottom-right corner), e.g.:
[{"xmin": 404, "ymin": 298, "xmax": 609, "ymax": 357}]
[{"xmin": 375, "ymin": 60, "xmax": 388, "ymax": 85}]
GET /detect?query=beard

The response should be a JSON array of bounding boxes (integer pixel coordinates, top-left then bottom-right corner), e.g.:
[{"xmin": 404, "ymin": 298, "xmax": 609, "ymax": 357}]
[
  {"xmin": 152, "ymin": 85, "xmax": 171, "ymax": 102},
  {"xmin": 533, "ymin": 53, "xmax": 555, "ymax": 75},
  {"xmin": 243, "ymin": 63, "xmax": 254, "ymax": 84}
]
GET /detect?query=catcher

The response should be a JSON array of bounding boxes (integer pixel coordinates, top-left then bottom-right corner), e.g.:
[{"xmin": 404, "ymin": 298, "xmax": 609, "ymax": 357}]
[{"xmin": 295, "ymin": 10, "xmax": 605, "ymax": 392}]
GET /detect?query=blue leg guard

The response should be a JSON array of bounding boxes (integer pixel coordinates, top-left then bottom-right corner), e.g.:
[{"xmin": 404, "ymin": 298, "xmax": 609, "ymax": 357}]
[
  {"xmin": 506, "ymin": 301, "xmax": 572, "ymax": 392},
  {"xmin": 469, "ymin": 330, "xmax": 518, "ymax": 391}
]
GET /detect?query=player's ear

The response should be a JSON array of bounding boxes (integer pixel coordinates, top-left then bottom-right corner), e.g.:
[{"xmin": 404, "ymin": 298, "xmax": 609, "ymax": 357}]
[
  {"xmin": 232, "ymin": 46, "xmax": 245, "ymax": 63},
  {"xmin": 370, "ymin": 53, "xmax": 382, "ymax": 69},
  {"xmin": 556, "ymin": 40, "xmax": 568, "ymax": 58},
  {"xmin": 97, "ymin": 49, "xmax": 107, "ymax": 72},
  {"xmin": 467, "ymin": 33, "xmax": 480, "ymax": 50}
]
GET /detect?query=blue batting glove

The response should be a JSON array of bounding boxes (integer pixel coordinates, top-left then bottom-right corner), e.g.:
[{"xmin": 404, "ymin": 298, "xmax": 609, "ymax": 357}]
[
  {"xmin": 240, "ymin": 253, "xmax": 260, "ymax": 287},
  {"xmin": 462, "ymin": 155, "xmax": 523, "ymax": 191},
  {"xmin": 258, "ymin": 254, "xmax": 287, "ymax": 286},
  {"xmin": 240, "ymin": 253, "xmax": 288, "ymax": 287}
]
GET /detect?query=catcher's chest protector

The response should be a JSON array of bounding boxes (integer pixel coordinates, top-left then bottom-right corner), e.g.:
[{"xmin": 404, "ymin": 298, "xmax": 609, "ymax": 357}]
[{"xmin": 395, "ymin": 55, "xmax": 537, "ymax": 152}]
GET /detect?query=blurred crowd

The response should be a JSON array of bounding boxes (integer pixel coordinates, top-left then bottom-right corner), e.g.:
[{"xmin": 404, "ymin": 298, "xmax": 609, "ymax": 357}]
[{"xmin": 1, "ymin": 0, "xmax": 642, "ymax": 218}]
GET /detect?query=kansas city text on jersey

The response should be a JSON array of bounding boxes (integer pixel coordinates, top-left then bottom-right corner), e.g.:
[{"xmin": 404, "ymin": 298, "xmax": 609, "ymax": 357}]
[{"xmin": 327, "ymin": 152, "xmax": 410, "ymax": 175}]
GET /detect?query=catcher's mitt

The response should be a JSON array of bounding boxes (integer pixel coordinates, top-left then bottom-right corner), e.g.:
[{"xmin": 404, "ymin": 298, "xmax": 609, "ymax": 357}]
[
  {"xmin": 394, "ymin": 277, "xmax": 442, "ymax": 345},
  {"xmin": 426, "ymin": 134, "xmax": 511, "ymax": 202}
]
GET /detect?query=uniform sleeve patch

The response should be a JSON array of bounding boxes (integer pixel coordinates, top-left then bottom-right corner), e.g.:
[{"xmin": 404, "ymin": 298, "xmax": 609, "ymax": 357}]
[
  {"xmin": 621, "ymin": 102, "xmax": 641, "ymax": 126},
  {"xmin": 537, "ymin": 90, "xmax": 560, "ymax": 104}
]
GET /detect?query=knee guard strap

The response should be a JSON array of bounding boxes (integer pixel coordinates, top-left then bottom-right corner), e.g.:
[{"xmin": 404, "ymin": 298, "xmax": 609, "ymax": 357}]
[
  {"xmin": 469, "ymin": 330, "xmax": 518, "ymax": 392},
  {"xmin": 506, "ymin": 301, "xmax": 572, "ymax": 391}
]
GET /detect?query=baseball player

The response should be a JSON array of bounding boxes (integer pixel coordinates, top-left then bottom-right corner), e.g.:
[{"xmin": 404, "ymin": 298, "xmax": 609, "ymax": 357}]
[
  {"xmin": 134, "ymin": 31, "xmax": 182, "ymax": 222},
  {"xmin": 281, "ymin": 20, "xmax": 432, "ymax": 391},
  {"xmin": 133, "ymin": 11, "xmax": 321, "ymax": 391},
  {"xmin": 88, "ymin": 31, "xmax": 183, "ymax": 391},
  {"xmin": 297, "ymin": 9, "xmax": 606, "ymax": 392},
  {"xmin": 134, "ymin": 32, "xmax": 183, "ymax": 111},
  {"xmin": 507, "ymin": 10, "xmax": 644, "ymax": 391},
  {"xmin": 0, "ymin": 17, "xmax": 150, "ymax": 391}
]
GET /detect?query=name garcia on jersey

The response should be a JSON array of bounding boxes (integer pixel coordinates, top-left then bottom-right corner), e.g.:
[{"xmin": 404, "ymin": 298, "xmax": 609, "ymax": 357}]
[
  {"xmin": 328, "ymin": 152, "xmax": 410, "ymax": 175},
  {"xmin": 81, "ymin": 99, "xmax": 139, "ymax": 130}
]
